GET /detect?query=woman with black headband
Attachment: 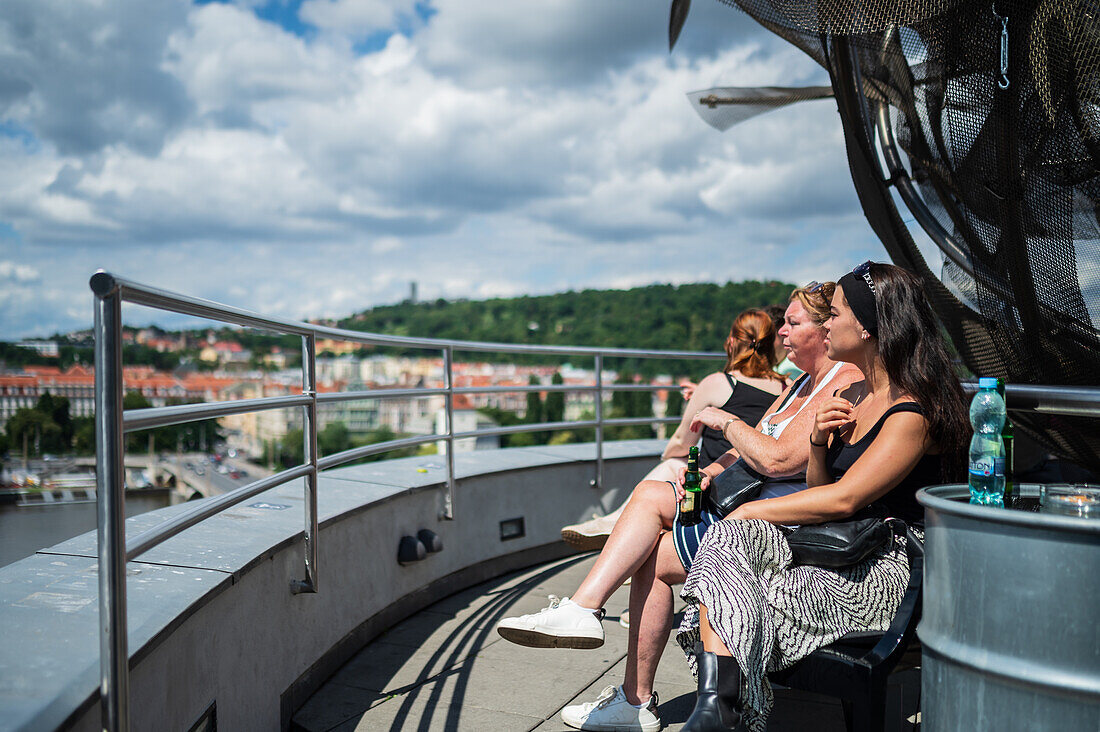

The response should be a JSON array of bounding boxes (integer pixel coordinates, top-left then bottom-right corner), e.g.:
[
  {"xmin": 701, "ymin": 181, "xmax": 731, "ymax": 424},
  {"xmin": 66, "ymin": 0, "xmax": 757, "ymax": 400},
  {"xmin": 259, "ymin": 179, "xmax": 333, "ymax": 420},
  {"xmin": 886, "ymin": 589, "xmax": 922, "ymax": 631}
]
[
  {"xmin": 494, "ymin": 284, "xmax": 861, "ymax": 732},
  {"xmin": 675, "ymin": 263, "xmax": 967, "ymax": 732}
]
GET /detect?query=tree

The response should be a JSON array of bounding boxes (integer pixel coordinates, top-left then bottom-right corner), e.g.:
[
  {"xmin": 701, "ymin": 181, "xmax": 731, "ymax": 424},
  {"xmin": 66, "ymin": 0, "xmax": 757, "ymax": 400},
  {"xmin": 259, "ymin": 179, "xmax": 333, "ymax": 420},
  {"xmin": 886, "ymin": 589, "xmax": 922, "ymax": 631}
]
[
  {"xmin": 665, "ymin": 387, "xmax": 684, "ymax": 420},
  {"xmin": 36, "ymin": 392, "xmax": 72, "ymax": 450},
  {"xmin": 477, "ymin": 406, "xmax": 535, "ymax": 448},
  {"xmin": 73, "ymin": 416, "xmax": 95, "ymax": 454},
  {"xmin": 545, "ymin": 372, "xmax": 565, "ymax": 424},
  {"xmin": 5, "ymin": 408, "xmax": 50, "ymax": 456},
  {"xmin": 3, "ymin": 391, "xmax": 73, "ymax": 456},
  {"xmin": 278, "ymin": 428, "xmax": 305, "ymax": 468},
  {"xmin": 525, "ymin": 374, "xmax": 543, "ymax": 424},
  {"xmin": 630, "ymin": 384, "xmax": 655, "ymax": 439},
  {"xmin": 549, "ymin": 408, "xmax": 595, "ymax": 444},
  {"xmin": 607, "ymin": 372, "xmax": 652, "ymax": 440},
  {"xmin": 122, "ymin": 392, "xmax": 222, "ymax": 453},
  {"xmin": 318, "ymin": 422, "xmax": 351, "ymax": 456},
  {"xmin": 349, "ymin": 425, "xmax": 420, "ymax": 463},
  {"xmin": 524, "ymin": 374, "xmax": 551, "ymax": 444}
]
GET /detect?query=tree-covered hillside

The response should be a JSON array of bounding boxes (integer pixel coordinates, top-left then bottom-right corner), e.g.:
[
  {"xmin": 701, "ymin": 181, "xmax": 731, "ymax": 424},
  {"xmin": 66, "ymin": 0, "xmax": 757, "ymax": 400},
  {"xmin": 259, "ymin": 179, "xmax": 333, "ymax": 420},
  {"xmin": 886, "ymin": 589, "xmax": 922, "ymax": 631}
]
[{"xmin": 334, "ymin": 280, "xmax": 795, "ymax": 376}]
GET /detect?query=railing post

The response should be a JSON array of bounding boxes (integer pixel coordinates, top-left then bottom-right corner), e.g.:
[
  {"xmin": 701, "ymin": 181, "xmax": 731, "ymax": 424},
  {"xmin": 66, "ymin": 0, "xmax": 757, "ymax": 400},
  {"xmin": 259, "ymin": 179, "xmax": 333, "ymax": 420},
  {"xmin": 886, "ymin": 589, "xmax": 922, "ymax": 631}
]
[
  {"xmin": 593, "ymin": 354, "xmax": 604, "ymax": 490},
  {"xmin": 91, "ymin": 272, "xmax": 129, "ymax": 732},
  {"xmin": 291, "ymin": 334, "xmax": 319, "ymax": 594},
  {"xmin": 441, "ymin": 346, "xmax": 456, "ymax": 520}
]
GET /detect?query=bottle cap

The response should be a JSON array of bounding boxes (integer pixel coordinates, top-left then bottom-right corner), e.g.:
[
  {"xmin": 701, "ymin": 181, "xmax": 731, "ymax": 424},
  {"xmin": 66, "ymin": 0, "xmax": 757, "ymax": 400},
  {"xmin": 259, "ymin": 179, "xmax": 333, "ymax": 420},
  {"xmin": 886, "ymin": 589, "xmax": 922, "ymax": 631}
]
[{"xmin": 978, "ymin": 377, "xmax": 998, "ymax": 389}]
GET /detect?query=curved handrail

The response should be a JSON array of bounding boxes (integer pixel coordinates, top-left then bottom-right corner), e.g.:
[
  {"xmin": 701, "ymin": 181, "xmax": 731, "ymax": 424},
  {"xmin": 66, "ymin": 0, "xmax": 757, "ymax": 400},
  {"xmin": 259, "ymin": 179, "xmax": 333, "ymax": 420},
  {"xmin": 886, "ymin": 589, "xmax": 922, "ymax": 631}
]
[
  {"xmin": 90, "ymin": 270, "xmax": 723, "ymax": 732},
  {"xmin": 90, "ymin": 270, "xmax": 1100, "ymax": 732}
]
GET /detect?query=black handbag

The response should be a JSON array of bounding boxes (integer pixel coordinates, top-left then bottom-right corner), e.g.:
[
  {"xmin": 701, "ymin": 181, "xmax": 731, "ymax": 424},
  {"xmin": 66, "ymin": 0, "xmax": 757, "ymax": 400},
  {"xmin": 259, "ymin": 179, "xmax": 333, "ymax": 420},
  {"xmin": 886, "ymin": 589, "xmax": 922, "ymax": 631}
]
[
  {"xmin": 705, "ymin": 458, "xmax": 768, "ymax": 515},
  {"xmin": 786, "ymin": 517, "xmax": 901, "ymax": 569}
]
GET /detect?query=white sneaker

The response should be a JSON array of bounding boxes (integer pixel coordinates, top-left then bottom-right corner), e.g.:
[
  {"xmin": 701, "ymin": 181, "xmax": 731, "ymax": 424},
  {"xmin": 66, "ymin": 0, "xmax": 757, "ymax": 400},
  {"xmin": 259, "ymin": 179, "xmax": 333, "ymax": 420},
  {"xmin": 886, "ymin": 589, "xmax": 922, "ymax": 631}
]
[
  {"xmin": 496, "ymin": 595, "xmax": 605, "ymax": 649},
  {"xmin": 561, "ymin": 685, "xmax": 661, "ymax": 731}
]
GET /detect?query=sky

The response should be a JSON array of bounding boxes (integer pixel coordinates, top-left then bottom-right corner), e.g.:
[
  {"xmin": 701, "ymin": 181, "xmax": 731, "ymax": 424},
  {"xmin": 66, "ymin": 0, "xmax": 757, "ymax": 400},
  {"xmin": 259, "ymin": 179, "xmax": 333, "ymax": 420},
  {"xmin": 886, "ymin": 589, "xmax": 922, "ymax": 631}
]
[{"xmin": 0, "ymin": 0, "xmax": 896, "ymax": 340}]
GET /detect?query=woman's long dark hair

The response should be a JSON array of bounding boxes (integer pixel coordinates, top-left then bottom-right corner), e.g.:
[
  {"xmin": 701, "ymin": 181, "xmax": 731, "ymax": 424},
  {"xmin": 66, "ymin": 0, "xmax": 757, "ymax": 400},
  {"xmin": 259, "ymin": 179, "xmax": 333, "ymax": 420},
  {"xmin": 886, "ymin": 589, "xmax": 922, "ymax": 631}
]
[{"xmin": 868, "ymin": 263, "xmax": 969, "ymax": 478}]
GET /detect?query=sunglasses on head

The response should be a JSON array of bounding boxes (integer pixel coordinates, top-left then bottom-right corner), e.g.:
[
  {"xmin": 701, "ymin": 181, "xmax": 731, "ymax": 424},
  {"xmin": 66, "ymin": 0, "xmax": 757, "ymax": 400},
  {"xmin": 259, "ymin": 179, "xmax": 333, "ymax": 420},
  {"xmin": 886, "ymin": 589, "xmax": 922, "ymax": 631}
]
[
  {"xmin": 804, "ymin": 281, "xmax": 823, "ymax": 294},
  {"xmin": 852, "ymin": 261, "xmax": 876, "ymax": 294}
]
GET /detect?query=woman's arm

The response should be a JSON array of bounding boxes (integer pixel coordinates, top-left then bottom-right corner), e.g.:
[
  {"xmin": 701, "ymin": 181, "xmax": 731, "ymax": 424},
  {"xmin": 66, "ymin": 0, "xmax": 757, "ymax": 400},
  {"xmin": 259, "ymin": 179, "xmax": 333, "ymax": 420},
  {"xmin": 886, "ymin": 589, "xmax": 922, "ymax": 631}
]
[
  {"xmin": 692, "ymin": 365, "xmax": 861, "ymax": 477},
  {"xmin": 729, "ymin": 410, "xmax": 933, "ymax": 524},
  {"xmin": 660, "ymin": 372, "xmax": 736, "ymax": 460}
]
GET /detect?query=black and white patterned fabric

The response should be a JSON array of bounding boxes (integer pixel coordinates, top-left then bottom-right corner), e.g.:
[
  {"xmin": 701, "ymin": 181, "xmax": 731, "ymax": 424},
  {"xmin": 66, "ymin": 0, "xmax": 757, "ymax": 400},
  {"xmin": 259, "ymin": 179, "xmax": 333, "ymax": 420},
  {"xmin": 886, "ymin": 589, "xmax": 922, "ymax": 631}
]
[{"xmin": 676, "ymin": 518, "xmax": 917, "ymax": 732}]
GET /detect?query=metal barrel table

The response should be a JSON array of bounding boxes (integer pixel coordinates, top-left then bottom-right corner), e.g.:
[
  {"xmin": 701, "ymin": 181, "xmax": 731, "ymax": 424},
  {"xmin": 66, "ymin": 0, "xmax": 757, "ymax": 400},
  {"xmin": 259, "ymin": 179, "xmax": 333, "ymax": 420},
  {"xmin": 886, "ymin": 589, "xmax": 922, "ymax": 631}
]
[{"xmin": 917, "ymin": 484, "xmax": 1100, "ymax": 730}]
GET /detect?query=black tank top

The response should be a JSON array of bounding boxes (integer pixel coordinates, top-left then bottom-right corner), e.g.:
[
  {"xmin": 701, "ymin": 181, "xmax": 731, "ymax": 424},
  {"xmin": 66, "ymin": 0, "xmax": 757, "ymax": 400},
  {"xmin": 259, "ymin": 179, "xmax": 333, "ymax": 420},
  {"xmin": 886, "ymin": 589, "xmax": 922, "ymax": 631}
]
[
  {"xmin": 699, "ymin": 374, "xmax": 779, "ymax": 468},
  {"xmin": 823, "ymin": 402, "xmax": 942, "ymax": 526}
]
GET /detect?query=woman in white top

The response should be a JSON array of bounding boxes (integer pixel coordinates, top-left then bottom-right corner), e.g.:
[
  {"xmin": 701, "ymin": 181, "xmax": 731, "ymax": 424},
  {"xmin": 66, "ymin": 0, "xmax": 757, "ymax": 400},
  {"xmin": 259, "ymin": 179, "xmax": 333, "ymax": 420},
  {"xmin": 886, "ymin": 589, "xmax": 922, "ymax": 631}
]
[
  {"xmin": 562, "ymin": 308, "xmax": 788, "ymax": 549},
  {"xmin": 496, "ymin": 282, "xmax": 860, "ymax": 732}
]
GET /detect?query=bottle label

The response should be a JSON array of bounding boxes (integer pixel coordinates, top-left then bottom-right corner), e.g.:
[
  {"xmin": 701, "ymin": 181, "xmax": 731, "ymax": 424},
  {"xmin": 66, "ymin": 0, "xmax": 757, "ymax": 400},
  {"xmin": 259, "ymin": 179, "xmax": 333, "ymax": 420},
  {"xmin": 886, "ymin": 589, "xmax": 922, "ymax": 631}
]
[
  {"xmin": 969, "ymin": 457, "xmax": 994, "ymax": 477},
  {"xmin": 992, "ymin": 457, "xmax": 1005, "ymax": 477},
  {"xmin": 681, "ymin": 492, "xmax": 695, "ymax": 513}
]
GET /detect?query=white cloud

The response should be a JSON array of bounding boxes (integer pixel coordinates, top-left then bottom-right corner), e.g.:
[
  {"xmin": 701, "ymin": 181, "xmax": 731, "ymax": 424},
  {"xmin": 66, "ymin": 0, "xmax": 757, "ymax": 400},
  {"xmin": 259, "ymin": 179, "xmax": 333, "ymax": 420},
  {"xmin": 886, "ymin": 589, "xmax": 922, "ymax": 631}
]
[
  {"xmin": 0, "ymin": 261, "xmax": 39, "ymax": 282},
  {"xmin": 299, "ymin": 0, "xmax": 422, "ymax": 38},
  {"xmin": 0, "ymin": 0, "xmax": 191, "ymax": 155},
  {"xmin": 0, "ymin": 0, "xmax": 889, "ymax": 340}
]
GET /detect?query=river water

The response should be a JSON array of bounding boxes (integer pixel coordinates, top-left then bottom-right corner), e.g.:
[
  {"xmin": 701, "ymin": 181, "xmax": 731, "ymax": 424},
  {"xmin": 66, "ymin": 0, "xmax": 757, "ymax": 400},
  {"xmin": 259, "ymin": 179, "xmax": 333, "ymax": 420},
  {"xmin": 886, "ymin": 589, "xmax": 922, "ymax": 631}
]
[{"xmin": 0, "ymin": 492, "xmax": 170, "ymax": 568}]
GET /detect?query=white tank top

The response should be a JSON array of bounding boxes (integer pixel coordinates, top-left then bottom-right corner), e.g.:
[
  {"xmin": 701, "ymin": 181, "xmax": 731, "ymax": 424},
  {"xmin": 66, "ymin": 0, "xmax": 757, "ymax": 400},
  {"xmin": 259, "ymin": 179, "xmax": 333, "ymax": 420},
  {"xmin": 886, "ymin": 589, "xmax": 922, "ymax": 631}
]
[{"xmin": 757, "ymin": 362, "xmax": 845, "ymax": 438}]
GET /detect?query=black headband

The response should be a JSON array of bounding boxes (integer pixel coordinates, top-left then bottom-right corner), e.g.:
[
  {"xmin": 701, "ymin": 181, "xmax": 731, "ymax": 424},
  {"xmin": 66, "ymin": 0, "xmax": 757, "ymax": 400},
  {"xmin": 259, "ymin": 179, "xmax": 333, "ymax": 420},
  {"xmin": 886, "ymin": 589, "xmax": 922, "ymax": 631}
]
[{"xmin": 838, "ymin": 271, "xmax": 878, "ymax": 337}]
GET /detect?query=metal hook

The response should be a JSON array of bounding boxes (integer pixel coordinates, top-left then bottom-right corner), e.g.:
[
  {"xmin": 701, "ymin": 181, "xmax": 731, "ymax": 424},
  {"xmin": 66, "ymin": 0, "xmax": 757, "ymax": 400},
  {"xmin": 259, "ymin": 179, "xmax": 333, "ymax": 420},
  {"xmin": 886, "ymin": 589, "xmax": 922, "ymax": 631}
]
[{"xmin": 993, "ymin": 4, "xmax": 1010, "ymax": 89}]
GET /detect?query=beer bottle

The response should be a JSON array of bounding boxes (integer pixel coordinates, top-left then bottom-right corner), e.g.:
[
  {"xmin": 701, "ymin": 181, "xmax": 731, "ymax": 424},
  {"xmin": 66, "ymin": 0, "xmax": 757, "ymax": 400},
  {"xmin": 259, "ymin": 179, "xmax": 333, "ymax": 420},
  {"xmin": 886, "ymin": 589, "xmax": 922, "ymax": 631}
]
[
  {"xmin": 996, "ymin": 379, "xmax": 1016, "ymax": 507},
  {"xmin": 680, "ymin": 445, "xmax": 703, "ymax": 526}
]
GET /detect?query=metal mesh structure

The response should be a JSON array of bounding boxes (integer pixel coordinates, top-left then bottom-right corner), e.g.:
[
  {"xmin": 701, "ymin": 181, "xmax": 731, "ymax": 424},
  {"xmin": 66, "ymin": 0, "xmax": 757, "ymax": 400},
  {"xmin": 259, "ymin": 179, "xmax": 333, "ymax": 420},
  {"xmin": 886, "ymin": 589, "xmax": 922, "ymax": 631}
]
[{"xmin": 709, "ymin": 0, "xmax": 1100, "ymax": 471}]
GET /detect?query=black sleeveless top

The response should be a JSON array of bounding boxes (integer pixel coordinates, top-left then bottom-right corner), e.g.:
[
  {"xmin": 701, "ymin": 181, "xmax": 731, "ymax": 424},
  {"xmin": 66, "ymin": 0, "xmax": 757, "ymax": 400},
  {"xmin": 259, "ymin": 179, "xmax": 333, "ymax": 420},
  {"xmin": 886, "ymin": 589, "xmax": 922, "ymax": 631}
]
[
  {"xmin": 699, "ymin": 374, "xmax": 779, "ymax": 469},
  {"xmin": 823, "ymin": 402, "xmax": 941, "ymax": 526}
]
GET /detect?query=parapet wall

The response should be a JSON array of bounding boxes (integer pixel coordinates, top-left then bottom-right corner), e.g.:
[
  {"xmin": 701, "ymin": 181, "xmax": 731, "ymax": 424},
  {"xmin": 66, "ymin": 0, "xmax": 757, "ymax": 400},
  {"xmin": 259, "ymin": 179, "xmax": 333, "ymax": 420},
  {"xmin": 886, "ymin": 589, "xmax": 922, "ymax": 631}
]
[{"xmin": 0, "ymin": 440, "xmax": 662, "ymax": 732}]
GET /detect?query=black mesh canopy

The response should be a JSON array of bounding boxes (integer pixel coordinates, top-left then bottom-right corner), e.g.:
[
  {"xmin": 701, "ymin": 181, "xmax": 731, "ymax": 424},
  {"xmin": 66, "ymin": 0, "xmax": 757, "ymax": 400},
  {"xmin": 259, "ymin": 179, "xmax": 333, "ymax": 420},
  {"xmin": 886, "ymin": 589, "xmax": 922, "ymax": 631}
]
[{"xmin": 707, "ymin": 0, "xmax": 1100, "ymax": 471}]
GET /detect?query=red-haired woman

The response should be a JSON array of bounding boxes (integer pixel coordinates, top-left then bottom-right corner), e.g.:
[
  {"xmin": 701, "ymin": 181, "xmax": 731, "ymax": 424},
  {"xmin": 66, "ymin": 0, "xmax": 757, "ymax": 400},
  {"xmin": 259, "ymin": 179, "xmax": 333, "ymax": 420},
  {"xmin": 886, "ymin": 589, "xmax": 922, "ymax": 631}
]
[{"xmin": 561, "ymin": 308, "xmax": 787, "ymax": 550}]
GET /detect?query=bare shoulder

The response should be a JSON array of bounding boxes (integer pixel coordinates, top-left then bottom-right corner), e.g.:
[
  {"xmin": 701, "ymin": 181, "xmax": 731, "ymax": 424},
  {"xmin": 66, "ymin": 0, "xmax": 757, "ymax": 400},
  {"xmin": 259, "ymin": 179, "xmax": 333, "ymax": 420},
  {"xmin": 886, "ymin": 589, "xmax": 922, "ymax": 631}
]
[
  {"xmin": 698, "ymin": 371, "xmax": 734, "ymax": 388},
  {"xmin": 690, "ymin": 371, "xmax": 736, "ymax": 405},
  {"xmin": 834, "ymin": 363, "xmax": 863, "ymax": 385}
]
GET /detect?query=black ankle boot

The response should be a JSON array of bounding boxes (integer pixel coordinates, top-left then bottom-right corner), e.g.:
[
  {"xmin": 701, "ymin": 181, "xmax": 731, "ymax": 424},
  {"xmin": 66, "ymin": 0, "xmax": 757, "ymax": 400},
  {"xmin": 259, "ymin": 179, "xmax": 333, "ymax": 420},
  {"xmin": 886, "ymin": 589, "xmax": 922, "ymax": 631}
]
[{"xmin": 681, "ymin": 650, "xmax": 746, "ymax": 731}]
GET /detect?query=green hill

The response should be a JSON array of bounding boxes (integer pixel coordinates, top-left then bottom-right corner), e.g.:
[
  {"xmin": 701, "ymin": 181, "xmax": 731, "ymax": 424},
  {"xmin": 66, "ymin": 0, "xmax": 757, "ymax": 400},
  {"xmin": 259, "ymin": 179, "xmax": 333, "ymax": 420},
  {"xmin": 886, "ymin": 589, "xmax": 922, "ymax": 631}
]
[{"xmin": 337, "ymin": 280, "xmax": 795, "ymax": 376}]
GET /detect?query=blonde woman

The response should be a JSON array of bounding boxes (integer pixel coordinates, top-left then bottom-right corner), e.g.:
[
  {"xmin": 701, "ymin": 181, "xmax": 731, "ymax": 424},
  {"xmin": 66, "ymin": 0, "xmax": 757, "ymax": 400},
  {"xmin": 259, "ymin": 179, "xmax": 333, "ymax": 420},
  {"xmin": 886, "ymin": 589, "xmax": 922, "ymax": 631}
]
[
  {"xmin": 498, "ymin": 284, "xmax": 860, "ymax": 732},
  {"xmin": 561, "ymin": 309, "xmax": 787, "ymax": 550}
]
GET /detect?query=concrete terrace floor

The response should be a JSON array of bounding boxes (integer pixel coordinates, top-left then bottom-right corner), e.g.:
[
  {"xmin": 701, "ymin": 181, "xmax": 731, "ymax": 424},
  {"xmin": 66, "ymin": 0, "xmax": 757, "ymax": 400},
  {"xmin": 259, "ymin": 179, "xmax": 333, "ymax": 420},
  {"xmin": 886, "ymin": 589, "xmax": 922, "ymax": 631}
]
[{"xmin": 291, "ymin": 552, "xmax": 861, "ymax": 732}]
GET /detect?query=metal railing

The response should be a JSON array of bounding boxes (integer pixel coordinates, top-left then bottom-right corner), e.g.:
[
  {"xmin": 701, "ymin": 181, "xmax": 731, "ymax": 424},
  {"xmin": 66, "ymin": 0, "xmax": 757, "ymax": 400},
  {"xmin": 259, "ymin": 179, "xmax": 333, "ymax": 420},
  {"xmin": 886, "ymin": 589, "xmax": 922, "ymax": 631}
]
[
  {"xmin": 90, "ymin": 271, "xmax": 720, "ymax": 731},
  {"xmin": 91, "ymin": 272, "xmax": 1100, "ymax": 730}
]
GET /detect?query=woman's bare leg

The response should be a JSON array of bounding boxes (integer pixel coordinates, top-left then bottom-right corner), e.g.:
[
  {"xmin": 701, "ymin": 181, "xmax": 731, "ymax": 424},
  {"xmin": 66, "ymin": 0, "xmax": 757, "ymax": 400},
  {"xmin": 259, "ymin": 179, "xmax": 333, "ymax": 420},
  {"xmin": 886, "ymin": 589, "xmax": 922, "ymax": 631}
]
[
  {"xmin": 620, "ymin": 532, "xmax": 686, "ymax": 704},
  {"xmin": 699, "ymin": 603, "xmax": 733, "ymax": 655},
  {"xmin": 570, "ymin": 479, "xmax": 678, "ymax": 610}
]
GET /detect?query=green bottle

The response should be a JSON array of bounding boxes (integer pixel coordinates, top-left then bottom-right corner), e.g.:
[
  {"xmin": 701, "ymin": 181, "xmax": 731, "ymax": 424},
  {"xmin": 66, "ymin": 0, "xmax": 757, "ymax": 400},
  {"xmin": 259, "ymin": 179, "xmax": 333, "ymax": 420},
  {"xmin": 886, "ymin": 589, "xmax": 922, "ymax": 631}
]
[
  {"xmin": 996, "ymin": 379, "xmax": 1016, "ymax": 507},
  {"xmin": 679, "ymin": 445, "xmax": 703, "ymax": 526}
]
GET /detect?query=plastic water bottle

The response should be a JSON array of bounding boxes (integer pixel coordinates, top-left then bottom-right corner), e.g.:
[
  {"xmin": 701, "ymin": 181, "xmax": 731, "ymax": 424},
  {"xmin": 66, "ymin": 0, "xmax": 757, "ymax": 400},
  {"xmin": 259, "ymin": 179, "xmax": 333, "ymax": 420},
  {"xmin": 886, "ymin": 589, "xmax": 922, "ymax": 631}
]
[{"xmin": 969, "ymin": 377, "xmax": 1006, "ymax": 505}]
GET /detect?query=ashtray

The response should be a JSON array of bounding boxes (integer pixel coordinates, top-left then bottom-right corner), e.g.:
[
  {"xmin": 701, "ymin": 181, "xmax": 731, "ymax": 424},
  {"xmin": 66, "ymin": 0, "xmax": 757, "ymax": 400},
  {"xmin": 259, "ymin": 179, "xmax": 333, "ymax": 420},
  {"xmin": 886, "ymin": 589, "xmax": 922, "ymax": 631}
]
[{"xmin": 1040, "ymin": 484, "xmax": 1100, "ymax": 518}]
